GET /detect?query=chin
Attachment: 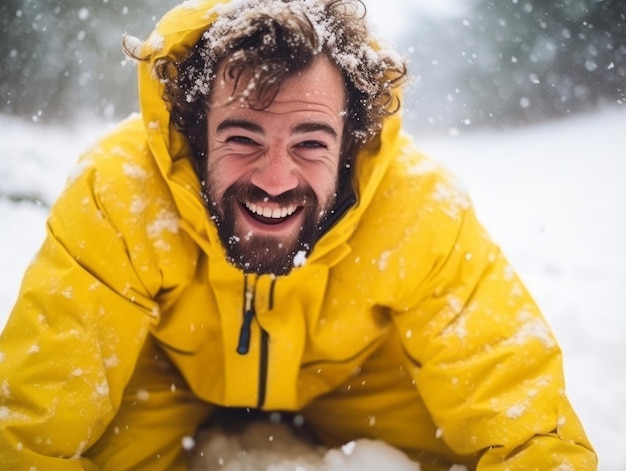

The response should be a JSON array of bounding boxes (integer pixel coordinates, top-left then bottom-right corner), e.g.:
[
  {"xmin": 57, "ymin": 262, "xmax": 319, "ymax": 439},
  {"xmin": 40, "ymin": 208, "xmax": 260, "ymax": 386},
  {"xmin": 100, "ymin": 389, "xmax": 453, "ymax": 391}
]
[{"xmin": 227, "ymin": 232, "xmax": 307, "ymax": 276}]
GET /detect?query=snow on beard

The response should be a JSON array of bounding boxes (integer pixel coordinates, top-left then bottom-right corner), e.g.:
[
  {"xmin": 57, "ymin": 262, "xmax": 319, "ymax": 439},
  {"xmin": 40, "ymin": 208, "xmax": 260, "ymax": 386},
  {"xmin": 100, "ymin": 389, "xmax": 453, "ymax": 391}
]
[{"xmin": 205, "ymin": 180, "xmax": 336, "ymax": 275}]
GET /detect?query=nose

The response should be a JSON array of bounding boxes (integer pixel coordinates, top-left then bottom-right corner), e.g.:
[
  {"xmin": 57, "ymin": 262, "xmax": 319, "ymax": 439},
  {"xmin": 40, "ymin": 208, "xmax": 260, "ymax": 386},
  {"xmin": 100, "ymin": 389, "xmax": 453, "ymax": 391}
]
[{"xmin": 250, "ymin": 149, "xmax": 299, "ymax": 196}]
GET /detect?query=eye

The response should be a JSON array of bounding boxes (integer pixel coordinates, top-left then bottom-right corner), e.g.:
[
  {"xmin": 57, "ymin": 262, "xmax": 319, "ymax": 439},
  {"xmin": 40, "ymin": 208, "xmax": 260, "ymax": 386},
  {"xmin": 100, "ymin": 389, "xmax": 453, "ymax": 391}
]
[
  {"xmin": 297, "ymin": 140, "xmax": 327, "ymax": 149},
  {"xmin": 227, "ymin": 135, "xmax": 256, "ymax": 145}
]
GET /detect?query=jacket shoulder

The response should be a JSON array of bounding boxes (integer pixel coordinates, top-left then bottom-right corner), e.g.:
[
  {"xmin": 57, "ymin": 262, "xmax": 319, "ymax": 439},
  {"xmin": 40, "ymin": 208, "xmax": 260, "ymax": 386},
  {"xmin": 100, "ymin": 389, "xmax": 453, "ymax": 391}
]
[
  {"xmin": 48, "ymin": 114, "xmax": 198, "ymax": 299},
  {"xmin": 343, "ymin": 139, "xmax": 492, "ymax": 309},
  {"xmin": 75, "ymin": 114, "xmax": 156, "ymax": 178},
  {"xmin": 363, "ymin": 139, "xmax": 475, "ymax": 249}
]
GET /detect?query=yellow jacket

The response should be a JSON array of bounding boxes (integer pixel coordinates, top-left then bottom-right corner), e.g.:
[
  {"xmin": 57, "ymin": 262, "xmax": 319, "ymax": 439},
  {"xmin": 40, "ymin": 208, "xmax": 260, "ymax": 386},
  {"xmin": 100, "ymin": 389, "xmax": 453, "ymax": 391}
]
[{"xmin": 0, "ymin": 1, "xmax": 595, "ymax": 469}]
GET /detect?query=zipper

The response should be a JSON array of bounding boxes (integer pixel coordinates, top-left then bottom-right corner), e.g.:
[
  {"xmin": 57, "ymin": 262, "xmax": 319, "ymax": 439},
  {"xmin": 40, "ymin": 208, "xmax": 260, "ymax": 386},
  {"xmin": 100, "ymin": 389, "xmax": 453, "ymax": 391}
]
[
  {"xmin": 236, "ymin": 276, "xmax": 256, "ymax": 355},
  {"xmin": 257, "ymin": 329, "xmax": 269, "ymax": 408},
  {"xmin": 256, "ymin": 277, "xmax": 276, "ymax": 408},
  {"xmin": 236, "ymin": 275, "xmax": 274, "ymax": 409}
]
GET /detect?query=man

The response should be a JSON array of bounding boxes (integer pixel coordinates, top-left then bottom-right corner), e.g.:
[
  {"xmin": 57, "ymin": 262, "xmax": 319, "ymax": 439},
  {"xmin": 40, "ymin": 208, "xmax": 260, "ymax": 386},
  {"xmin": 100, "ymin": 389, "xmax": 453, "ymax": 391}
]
[{"xmin": 0, "ymin": 0, "xmax": 596, "ymax": 469}]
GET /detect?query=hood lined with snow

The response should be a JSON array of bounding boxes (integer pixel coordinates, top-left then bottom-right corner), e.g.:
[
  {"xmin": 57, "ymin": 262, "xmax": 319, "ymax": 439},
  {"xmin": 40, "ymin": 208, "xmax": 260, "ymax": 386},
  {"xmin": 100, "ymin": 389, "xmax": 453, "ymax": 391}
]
[{"xmin": 126, "ymin": 0, "xmax": 404, "ymax": 270}]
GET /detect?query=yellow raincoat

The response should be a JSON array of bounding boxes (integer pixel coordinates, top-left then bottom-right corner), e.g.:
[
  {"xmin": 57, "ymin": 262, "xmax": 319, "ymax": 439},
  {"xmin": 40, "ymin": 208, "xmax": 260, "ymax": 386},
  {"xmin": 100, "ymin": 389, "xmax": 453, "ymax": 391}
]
[{"xmin": 0, "ymin": 1, "xmax": 596, "ymax": 469}]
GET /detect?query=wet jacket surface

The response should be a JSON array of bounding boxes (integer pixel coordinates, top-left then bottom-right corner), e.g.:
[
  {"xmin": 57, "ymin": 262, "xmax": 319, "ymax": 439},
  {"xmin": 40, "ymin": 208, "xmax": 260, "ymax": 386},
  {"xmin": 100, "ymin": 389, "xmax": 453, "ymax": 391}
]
[{"xmin": 0, "ymin": 1, "xmax": 596, "ymax": 469}]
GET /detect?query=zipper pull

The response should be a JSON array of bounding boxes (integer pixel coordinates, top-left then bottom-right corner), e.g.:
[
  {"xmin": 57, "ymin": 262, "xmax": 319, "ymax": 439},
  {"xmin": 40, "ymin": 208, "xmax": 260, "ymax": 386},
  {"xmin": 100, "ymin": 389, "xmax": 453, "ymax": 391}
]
[{"xmin": 236, "ymin": 280, "xmax": 255, "ymax": 355}]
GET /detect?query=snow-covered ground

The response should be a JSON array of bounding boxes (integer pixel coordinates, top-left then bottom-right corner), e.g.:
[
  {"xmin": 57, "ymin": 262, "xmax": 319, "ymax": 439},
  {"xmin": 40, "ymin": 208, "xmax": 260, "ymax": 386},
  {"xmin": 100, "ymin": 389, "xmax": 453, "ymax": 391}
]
[{"xmin": 1, "ymin": 107, "xmax": 624, "ymax": 469}]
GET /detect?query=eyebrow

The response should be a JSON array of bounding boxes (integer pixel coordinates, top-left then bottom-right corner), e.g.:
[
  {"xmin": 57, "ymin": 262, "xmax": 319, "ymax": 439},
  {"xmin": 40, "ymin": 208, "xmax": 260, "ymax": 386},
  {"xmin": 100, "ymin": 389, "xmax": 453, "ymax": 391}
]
[
  {"xmin": 293, "ymin": 122, "xmax": 339, "ymax": 140},
  {"xmin": 215, "ymin": 119, "xmax": 339, "ymax": 140},
  {"xmin": 216, "ymin": 119, "xmax": 264, "ymax": 134}
]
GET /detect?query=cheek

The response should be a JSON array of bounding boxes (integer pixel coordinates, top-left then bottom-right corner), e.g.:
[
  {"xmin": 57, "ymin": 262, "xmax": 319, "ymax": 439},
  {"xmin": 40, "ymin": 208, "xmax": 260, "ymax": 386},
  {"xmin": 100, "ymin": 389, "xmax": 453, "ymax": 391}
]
[
  {"xmin": 207, "ymin": 159, "xmax": 247, "ymax": 196},
  {"xmin": 306, "ymin": 165, "xmax": 339, "ymax": 203}
]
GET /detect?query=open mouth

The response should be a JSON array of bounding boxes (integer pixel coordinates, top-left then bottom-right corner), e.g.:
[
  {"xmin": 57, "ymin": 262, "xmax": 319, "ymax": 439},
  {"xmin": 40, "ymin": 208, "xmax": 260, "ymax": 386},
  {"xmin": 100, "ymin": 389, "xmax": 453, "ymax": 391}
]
[{"xmin": 242, "ymin": 201, "xmax": 304, "ymax": 226}]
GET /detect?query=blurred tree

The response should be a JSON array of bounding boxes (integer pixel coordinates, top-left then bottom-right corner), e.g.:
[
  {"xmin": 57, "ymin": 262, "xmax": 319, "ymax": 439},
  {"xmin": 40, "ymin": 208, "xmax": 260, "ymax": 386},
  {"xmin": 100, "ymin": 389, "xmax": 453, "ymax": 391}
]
[
  {"xmin": 0, "ymin": 0, "xmax": 174, "ymax": 124},
  {"xmin": 1, "ymin": 0, "xmax": 623, "ymax": 128},
  {"xmin": 462, "ymin": 0, "xmax": 625, "ymax": 126}
]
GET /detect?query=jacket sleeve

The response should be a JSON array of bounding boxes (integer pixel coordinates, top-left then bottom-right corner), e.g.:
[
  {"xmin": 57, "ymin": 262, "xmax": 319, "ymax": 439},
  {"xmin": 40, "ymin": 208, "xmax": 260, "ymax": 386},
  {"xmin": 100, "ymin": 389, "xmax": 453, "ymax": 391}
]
[
  {"xmin": 390, "ymin": 169, "xmax": 597, "ymax": 469},
  {"xmin": 0, "ymin": 122, "xmax": 200, "ymax": 469}
]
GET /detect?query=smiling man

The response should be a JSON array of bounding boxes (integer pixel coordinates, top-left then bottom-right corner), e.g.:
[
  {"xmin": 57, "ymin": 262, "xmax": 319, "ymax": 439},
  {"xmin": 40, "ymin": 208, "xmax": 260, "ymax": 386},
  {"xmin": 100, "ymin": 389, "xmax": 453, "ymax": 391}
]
[
  {"xmin": 0, "ymin": 0, "xmax": 596, "ymax": 470},
  {"xmin": 205, "ymin": 56, "xmax": 346, "ymax": 275}
]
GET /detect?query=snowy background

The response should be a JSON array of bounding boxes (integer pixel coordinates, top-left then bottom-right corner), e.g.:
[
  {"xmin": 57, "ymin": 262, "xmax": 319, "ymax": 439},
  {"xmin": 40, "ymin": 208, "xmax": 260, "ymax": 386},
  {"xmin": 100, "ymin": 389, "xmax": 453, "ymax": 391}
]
[{"xmin": 1, "ymin": 0, "xmax": 624, "ymax": 469}]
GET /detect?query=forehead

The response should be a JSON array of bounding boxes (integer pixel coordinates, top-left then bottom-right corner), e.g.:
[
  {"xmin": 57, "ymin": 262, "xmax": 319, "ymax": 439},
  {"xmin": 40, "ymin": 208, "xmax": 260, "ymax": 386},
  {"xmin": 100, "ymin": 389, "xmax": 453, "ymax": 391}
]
[{"xmin": 209, "ymin": 55, "xmax": 346, "ymax": 112}]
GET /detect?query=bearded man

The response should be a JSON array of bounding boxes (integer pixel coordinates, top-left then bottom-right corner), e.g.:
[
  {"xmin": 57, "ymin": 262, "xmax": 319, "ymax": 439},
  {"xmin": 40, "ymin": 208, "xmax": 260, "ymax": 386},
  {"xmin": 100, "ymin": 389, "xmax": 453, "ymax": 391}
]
[{"xmin": 0, "ymin": 1, "xmax": 596, "ymax": 470}]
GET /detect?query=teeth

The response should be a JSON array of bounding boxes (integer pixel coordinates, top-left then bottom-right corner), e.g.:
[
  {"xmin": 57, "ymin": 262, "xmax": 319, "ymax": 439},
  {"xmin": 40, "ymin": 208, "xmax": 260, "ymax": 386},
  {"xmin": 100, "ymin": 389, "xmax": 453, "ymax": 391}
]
[{"xmin": 245, "ymin": 202, "xmax": 297, "ymax": 219}]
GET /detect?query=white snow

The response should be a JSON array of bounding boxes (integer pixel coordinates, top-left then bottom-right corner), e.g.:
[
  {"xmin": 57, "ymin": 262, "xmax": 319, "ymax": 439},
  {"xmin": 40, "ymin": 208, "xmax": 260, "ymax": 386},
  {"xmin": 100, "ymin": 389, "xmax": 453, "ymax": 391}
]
[
  {"xmin": 188, "ymin": 421, "xmax": 422, "ymax": 471},
  {"xmin": 293, "ymin": 250, "xmax": 308, "ymax": 268},
  {"xmin": 185, "ymin": 0, "xmax": 405, "ymax": 140},
  {"xmin": 122, "ymin": 34, "xmax": 143, "ymax": 63},
  {"xmin": 147, "ymin": 209, "xmax": 180, "ymax": 238},
  {"xmin": 1, "ymin": 106, "xmax": 624, "ymax": 469}
]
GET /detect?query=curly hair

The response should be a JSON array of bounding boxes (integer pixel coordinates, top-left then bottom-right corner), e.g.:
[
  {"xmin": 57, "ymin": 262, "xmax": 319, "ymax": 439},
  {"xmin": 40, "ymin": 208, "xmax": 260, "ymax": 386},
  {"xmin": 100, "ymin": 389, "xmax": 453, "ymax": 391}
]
[{"xmin": 150, "ymin": 0, "xmax": 406, "ymax": 169}]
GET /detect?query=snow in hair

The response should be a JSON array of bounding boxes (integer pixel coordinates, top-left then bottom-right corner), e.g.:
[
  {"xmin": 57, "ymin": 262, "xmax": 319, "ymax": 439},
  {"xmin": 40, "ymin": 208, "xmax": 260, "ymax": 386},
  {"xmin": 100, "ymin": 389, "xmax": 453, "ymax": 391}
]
[
  {"xmin": 197, "ymin": 0, "xmax": 405, "ymax": 112},
  {"xmin": 149, "ymin": 0, "xmax": 406, "ymax": 162}
]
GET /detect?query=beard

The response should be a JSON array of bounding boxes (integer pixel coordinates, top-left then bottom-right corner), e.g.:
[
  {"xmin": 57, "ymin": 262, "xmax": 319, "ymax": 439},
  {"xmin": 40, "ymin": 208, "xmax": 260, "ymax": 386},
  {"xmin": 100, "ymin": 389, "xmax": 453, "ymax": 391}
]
[{"xmin": 204, "ymin": 180, "xmax": 336, "ymax": 276}]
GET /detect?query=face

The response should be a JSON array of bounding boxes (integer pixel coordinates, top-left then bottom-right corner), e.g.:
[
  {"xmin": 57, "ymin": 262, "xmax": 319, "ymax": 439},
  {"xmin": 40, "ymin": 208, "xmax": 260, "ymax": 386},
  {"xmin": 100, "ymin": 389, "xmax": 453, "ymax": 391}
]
[{"xmin": 205, "ymin": 56, "xmax": 346, "ymax": 275}]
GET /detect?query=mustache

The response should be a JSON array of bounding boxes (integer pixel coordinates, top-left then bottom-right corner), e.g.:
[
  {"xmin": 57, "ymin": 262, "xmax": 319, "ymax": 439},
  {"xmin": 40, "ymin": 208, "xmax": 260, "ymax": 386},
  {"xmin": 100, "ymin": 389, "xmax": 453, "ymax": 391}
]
[{"xmin": 222, "ymin": 182, "xmax": 317, "ymax": 208}]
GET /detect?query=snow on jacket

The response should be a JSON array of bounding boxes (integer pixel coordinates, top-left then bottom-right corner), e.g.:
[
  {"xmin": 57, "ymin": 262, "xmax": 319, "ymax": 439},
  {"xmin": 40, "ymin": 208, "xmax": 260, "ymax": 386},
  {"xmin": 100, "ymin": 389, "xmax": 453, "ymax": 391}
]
[{"xmin": 0, "ymin": 1, "xmax": 596, "ymax": 469}]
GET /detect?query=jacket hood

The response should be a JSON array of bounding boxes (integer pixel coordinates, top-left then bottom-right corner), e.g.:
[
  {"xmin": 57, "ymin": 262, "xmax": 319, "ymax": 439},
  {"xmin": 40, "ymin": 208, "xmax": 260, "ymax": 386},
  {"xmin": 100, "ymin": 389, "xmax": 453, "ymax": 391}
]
[{"xmin": 127, "ymin": 0, "xmax": 405, "ymax": 271}]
